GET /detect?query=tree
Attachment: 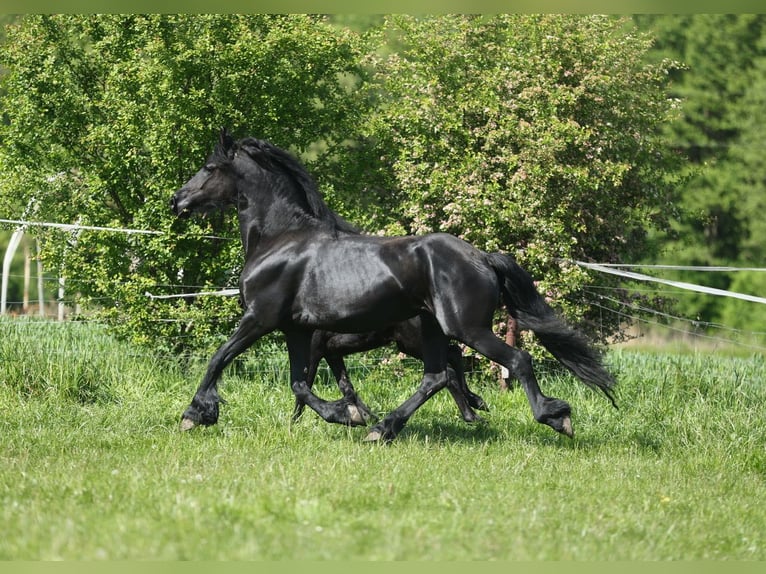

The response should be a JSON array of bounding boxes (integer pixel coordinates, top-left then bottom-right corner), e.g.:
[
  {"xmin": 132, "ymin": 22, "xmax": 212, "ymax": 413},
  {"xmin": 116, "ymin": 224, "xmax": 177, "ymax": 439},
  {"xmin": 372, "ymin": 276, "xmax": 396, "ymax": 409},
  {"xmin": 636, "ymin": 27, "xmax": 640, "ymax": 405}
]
[
  {"xmin": 0, "ymin": 14, "xmax": 368, "ymax": 353},
  {"xmin": 0, "ymin": 15, "xmax": 683, "ymax": 354},
  {"xmin": 343, "ymin": 15, "xmax": 683, "ymax": 339},
  {"xmin": 717, "ymin": 28, "xmax": 766, "ymax": 337},
  {"xmin": 634, "ymin": 15, "xmax": 766, "ymax": 329}
]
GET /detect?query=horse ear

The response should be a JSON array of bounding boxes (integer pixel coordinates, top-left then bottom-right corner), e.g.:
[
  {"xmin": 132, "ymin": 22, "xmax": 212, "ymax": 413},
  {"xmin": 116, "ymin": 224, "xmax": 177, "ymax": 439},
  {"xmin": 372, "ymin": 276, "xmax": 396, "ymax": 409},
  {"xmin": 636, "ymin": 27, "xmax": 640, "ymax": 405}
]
[{"xmin": 219, "ymin": 127, "xmax": 235, "ymax": 152}]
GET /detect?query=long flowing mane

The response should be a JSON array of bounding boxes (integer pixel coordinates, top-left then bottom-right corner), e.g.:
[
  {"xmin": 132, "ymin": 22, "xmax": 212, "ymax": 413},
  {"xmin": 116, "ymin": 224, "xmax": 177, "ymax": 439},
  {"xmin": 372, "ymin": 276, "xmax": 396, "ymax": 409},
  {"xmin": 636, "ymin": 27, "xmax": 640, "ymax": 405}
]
[{"xmin": 229, "ymin": 137, "xmax": 359, "ymax": 235}]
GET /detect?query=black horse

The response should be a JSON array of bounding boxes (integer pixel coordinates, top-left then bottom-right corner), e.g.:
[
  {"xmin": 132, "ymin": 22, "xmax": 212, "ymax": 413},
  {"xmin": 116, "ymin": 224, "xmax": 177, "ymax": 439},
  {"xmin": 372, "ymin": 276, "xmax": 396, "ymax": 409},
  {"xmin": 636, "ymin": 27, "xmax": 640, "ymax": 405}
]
[
  {"xmin": 170, "ymin": 129, "xmax": 616, "ymax": 441},
  {"xmin": 295, "ymin": 316, "xmax": 489, "ymax": 425}
]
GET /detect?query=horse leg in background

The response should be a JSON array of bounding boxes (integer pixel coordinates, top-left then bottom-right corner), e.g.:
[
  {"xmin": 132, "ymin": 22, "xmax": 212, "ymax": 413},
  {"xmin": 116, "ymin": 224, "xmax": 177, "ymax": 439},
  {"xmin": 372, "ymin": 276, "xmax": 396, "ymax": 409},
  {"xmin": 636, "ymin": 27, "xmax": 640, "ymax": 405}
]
[
  {"xmin": 292, "ymin": 352, "xmax": 377, "ymax": 424},
  {"xmin": 291, "ymin": 331, "xmax": 377, "ymax": 424},
  {"xmin": 446, "ymin": 343, "xmax": 489, "ymax": 413},
  {"xmin": 287, "ymin": 331, "xmax": 375, "ymax": 427},
  {"xmin": 392, "ymin": 319, "xmax": 489, "ymax": 417},
  {"xmin": 466, "ymin": 329, "xmax": 573, "ymax": 437},
  {"xmin": 365, "ymin": 314, "xmax": 451, "ymax": 442},
  {"xmin": 181, "ymin": 311, "xmax": 268, "ymax": 430},
  {"xmin": 325, "ymin": 353, "xmax": 377, "ymax": 423},
  {"xmin": 443, "ymin": 364, "xmax": 482, "ymax": 423},
  {"xmin": 291, "ymin": 330, "xmax": 326, "ymax": 422}
]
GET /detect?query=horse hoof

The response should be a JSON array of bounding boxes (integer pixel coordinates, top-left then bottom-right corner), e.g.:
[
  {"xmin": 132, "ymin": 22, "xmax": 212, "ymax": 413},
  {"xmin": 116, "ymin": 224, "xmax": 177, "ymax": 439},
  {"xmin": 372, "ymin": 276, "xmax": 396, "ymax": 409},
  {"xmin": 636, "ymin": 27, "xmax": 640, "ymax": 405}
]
[
  {"xmin": 364, "ymin": 430, "xmax": 383, "ymax": 442},
  {"xmin": 180, "ymin": 417, "xmax": 198, "ymax": 432},
  {"xmin": 347, "ymin": 405, "xmax": 367, "ymax": 426},
  {"xmin": 561, "ymin": 416, "xmax": 574, "ymax": 438}
]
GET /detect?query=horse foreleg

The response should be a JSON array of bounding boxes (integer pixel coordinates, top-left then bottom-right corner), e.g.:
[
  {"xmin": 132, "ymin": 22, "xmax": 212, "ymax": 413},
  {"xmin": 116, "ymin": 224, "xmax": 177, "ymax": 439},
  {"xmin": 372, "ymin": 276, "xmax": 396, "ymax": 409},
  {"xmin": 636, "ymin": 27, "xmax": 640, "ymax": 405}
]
[{"xmin": 181, "ymin": 311, "xmax": 266, "ymax": 430}]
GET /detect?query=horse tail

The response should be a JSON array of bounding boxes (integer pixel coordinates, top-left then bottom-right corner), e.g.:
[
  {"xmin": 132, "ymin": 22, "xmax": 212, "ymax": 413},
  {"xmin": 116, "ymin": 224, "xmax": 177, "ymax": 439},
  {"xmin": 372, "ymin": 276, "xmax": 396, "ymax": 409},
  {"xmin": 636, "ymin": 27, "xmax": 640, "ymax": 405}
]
[{"xmin": 486, "ymin": 252, "xmax": 617, "ymax": 407}]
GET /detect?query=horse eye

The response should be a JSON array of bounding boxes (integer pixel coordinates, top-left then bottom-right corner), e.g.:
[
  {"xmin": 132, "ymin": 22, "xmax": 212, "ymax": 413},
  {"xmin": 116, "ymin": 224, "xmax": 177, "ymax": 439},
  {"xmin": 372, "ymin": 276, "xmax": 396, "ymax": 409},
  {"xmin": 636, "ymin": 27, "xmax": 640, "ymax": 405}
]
[{"xmin": 204, "ymin": 164, "xmax": 217, "ymax": 172}]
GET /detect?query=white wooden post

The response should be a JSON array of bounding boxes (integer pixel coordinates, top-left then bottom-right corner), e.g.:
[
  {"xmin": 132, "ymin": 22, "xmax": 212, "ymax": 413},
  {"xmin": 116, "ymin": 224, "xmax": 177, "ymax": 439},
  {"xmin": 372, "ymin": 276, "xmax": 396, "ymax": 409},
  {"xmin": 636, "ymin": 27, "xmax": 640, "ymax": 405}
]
[
  {"xmin": 58, "ymin": 276, "xmax": 65, "ymax": 321},
  {"xmin": 23, "ymin": 241, "xmax": 30, "ymax": 312},
  {"xmin": 1, "ymin": 228, "xmax": 24, "ymax": 315}
]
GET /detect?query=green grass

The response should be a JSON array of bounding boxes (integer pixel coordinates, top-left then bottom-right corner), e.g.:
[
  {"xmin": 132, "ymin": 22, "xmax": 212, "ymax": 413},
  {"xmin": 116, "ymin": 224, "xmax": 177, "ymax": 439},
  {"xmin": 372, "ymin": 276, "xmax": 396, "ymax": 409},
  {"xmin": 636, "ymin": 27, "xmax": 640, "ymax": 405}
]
[{"xmin": 1, "ymin": 317, "xmax": 764, "ymax": 560}]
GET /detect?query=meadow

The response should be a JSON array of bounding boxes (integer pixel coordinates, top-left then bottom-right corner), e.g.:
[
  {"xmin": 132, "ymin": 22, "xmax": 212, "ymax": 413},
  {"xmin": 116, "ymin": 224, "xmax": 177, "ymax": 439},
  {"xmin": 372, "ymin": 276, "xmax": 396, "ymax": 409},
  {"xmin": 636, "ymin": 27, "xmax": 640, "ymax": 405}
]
[{"xmin": 0, "ymin": 317, "xmax": 764, "ymax": 560}]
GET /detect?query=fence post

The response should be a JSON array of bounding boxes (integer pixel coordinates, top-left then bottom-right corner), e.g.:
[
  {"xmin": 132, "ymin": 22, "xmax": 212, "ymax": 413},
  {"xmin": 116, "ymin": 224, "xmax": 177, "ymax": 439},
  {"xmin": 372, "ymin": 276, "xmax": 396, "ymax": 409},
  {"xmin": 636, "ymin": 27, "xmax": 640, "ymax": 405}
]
[
  {"xmin": 23, "ymin": 241, "xmax": 30, "ymax": 312},
  {"xmin": 36, "ymin": 239, "xmax": 45, "ymax": 317},
  {"xmin": 1, "ymin": 228, "xmax": 24, "ymax": 315},
  {"xmin": 58, "ymin": 277, "xmax": 65, "ymax": 321}
]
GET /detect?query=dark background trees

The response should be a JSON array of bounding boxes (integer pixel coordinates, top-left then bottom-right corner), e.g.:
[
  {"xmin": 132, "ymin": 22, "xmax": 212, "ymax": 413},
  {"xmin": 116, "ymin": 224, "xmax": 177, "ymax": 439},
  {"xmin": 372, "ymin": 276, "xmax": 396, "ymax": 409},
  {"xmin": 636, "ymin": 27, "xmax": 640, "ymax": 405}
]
[{"xmin": 634, "ymin": 15, "xmax": 766, "ymax": 336}]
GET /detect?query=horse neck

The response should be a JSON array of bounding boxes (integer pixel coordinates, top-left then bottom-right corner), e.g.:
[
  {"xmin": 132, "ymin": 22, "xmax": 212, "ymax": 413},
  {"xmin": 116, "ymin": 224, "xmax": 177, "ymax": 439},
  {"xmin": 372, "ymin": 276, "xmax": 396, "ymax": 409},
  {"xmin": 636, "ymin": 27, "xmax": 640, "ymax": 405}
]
[
  {"xmin": 237, "ymin": 209, "xmax": 260, "ymax": 257},
  {"xmin": 235, "ymin": 180, "xmax": 328, "ymax": 255}
]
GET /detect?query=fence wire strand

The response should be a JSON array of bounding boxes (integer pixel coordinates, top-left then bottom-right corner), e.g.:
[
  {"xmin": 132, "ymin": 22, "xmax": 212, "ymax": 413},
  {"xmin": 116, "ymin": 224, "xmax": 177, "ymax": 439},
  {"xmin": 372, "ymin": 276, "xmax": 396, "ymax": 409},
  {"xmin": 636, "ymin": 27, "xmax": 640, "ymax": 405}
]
[{"xmin": 4, "ymin": 218, "xmax": 766, "ymax": 355}]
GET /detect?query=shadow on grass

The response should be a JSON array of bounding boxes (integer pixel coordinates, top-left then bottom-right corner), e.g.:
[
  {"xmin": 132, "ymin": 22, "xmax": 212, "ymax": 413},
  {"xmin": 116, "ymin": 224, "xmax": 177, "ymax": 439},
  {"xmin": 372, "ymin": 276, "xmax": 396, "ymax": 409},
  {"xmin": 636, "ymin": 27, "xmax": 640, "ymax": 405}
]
[
  {"xmin": 395, "ymin": 417, "xmax": 505, "ymax": 444},
  {"xmin": 381, "ymin": 415, "xmax": 588, "ymax": 448},
  {"xmin": 358, "ymin": 411, "xmax": 671, "ymax": 453}
]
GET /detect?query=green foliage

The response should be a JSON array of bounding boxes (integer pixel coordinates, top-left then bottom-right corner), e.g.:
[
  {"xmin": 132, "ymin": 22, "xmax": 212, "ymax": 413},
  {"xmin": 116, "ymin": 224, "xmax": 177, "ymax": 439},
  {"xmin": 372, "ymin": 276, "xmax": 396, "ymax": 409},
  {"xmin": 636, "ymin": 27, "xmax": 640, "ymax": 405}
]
[
  {"xmin": 0, "ymin": 318, "xmax": 764, "ymax": 559},
  {"xmin": 0, "ymin": 15, "xmax": 368, "ymax": 353},
  {"xmin": 634, "ymin": 15, "xmax": 766, "ymax": 329},
  {"xmin": 0, "ymin": 15, "xmax": 683, "ymax": 351},
  {"xmin": 350, "ymin": 15, "xmax": 683, "ymax": 334},
  {"xmin": 719, "ymin": 271, "xmax": 766, "ymax": 338}
]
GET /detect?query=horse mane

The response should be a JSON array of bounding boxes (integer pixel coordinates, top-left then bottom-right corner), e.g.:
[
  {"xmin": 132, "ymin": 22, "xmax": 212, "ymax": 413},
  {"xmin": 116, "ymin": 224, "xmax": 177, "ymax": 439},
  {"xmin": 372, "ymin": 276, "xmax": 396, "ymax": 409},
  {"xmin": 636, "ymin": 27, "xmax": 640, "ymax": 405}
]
[{"xmin": 230, "ymin": 138, "xmax": 359, "ymax": 235}]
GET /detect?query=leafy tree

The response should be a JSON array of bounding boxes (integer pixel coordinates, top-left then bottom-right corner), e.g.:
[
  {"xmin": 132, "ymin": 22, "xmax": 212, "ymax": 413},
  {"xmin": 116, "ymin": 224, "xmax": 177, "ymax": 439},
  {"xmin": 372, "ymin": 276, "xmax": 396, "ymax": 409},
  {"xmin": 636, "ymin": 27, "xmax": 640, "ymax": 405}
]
[
  {"xmin": 717, "ymin": 27, "xmax": 766, "ymax": 337},
  {"xmin": 343, "ymin": 15, "xmax": 683, "ymax": 339},
  {"xmin": 0, "ymin": 14, "xmax": 684, "ymax": 354},
  {"xmin": 732, "ymin": 30, "xmax": 766, "ymax": 265},
  {"xmin": 719, "ymin": 271, "xmax": 766, "ymax": 343},
  {"xmin": 0, "ymin": 14, "xmax": 368, "ymax": 353},
  {"xmin": 634, "ymin": 15, "xmax": 766, "ymax": 329}
]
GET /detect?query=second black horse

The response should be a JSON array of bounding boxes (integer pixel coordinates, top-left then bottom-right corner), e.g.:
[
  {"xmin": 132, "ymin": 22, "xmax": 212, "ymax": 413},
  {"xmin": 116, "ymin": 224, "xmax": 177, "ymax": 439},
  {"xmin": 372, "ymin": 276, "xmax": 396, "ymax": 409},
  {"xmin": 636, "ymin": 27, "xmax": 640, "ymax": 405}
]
[{"xmin": 294, "ymin": 316, "xmax": 490, "ymax": 426}]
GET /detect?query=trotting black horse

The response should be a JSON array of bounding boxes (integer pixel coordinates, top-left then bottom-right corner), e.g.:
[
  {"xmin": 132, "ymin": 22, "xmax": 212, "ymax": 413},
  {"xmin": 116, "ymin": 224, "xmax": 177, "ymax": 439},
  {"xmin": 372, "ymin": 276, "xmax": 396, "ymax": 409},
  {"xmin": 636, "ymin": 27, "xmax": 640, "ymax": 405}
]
[{"xmin": 170, "ymin": 128, "xmax": 616, "ymax": 441}]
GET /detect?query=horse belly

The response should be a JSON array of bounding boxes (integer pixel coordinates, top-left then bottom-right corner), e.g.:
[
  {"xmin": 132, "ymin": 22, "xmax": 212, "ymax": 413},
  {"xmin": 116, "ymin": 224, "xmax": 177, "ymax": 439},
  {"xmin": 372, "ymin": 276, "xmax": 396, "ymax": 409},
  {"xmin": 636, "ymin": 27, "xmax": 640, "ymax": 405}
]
[{"xmin": 292, "ymin": 262, "xmax": 418, "ymax": 333}]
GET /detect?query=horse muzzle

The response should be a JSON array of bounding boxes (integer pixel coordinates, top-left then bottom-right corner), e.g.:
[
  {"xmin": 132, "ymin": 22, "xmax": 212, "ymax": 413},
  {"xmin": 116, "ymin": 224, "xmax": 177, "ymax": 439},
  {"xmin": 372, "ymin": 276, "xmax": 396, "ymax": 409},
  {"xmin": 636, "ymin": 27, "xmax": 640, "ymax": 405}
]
[{"xmin": 169, "ymin": 193, "xmax": 191, "ymax": 218}]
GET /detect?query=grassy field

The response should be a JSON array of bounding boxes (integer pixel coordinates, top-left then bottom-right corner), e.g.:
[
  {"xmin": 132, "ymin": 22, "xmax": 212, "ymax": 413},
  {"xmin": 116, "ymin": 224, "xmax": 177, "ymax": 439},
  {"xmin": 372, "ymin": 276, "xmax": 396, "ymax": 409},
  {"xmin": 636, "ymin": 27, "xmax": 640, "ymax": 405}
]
[{"xmin": 1, "ymin": 317, "xmax": 764, "ymax": 560}]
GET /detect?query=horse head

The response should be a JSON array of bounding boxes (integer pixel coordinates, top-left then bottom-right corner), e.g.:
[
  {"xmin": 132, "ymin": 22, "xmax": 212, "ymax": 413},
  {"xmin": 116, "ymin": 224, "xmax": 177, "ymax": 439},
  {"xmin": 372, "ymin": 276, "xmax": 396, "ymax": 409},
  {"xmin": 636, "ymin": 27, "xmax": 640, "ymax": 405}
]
[{"xmin": 170, "ymin": 128, "xmax": 238, "ymax": 218}]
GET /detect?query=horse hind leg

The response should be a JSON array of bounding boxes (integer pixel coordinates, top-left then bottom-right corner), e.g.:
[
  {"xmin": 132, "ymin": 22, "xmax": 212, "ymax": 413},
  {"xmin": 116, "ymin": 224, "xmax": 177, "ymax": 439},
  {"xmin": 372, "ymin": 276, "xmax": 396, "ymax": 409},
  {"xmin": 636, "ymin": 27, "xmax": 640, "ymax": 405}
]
[
  {"xmin": 366, "ymin": 314, "xmax": 450, "ymax": 442},
  {"xmin": 466, "ymin": 329, "xmax": 573, "ymax": 437},
  {"xmin": 393, "ymin": 322, "xmax": 488, "ymax": 420},
  {"xmin": 364, "ymin": 366, "xmax": 449, "ymax": 442}
]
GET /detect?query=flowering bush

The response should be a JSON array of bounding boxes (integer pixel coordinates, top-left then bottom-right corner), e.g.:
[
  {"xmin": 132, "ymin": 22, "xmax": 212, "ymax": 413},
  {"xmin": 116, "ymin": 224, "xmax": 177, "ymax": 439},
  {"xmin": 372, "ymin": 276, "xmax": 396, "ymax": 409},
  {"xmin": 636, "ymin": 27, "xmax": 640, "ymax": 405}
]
[{"xmin": 343, "ymin": 15, "xmax": 683, "ymax": 342}]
